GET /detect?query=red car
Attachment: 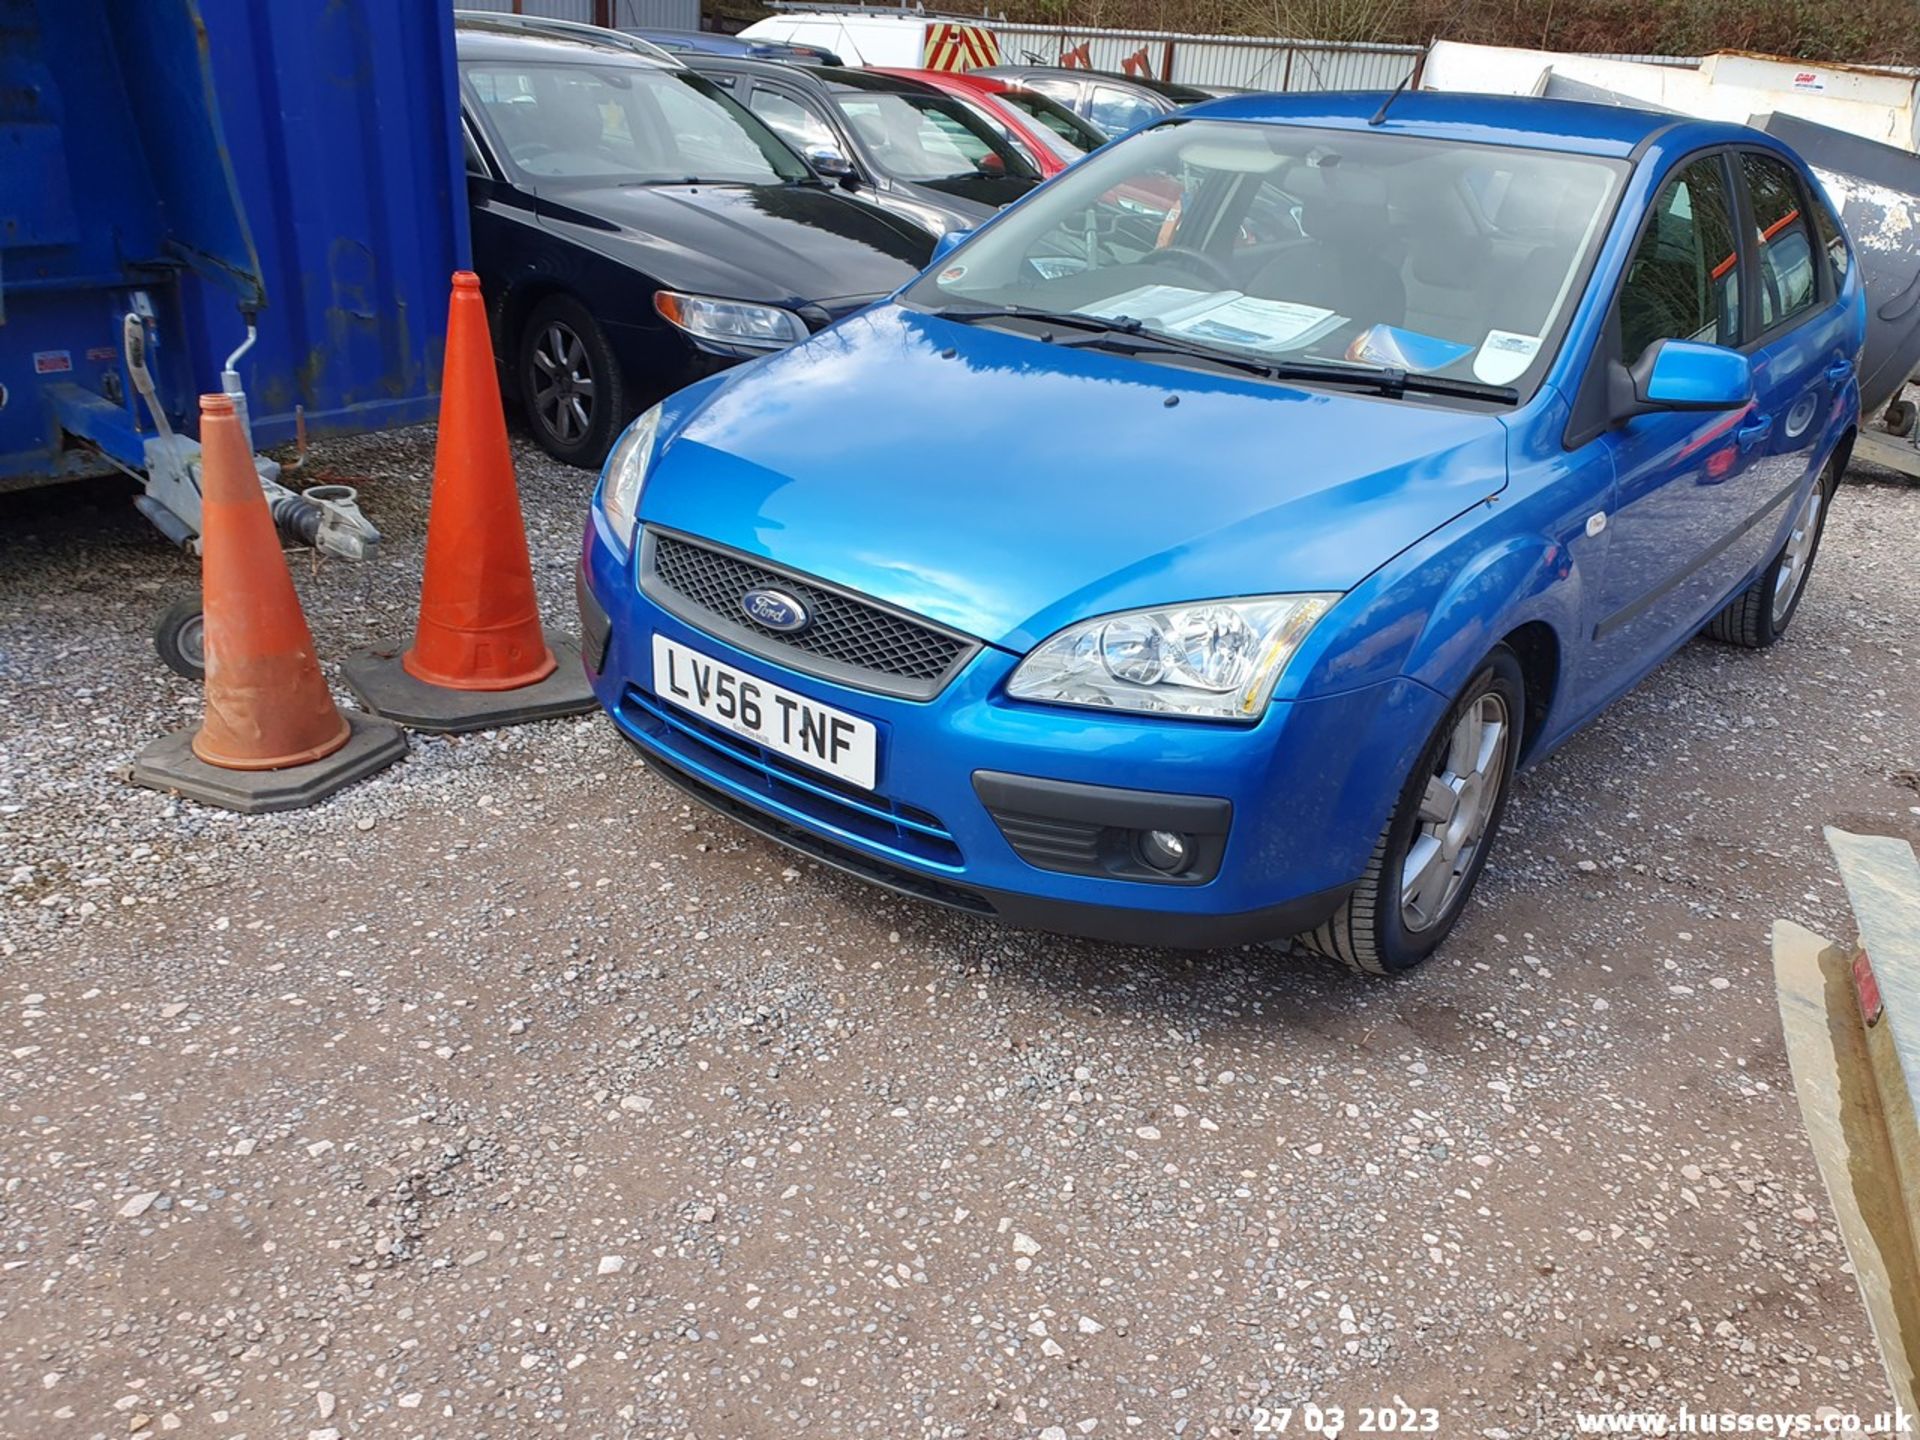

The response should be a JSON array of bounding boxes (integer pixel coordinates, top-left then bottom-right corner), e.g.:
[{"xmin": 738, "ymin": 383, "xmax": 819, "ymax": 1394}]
[{"xmin": 873, "ymin": 68, "xmax": 1106, "ymax": 177}]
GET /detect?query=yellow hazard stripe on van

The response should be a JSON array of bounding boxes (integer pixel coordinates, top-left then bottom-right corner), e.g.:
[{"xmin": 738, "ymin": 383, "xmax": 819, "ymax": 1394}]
[{"xmin": 922, "ymin": 22, "xmax": 999, "ymax": 71}]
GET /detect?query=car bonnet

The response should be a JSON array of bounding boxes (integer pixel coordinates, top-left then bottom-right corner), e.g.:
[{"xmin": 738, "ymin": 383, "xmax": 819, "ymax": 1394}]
[{"xmin": 638, "ymin": 305, "xmax": 1510, "ymax": 651}]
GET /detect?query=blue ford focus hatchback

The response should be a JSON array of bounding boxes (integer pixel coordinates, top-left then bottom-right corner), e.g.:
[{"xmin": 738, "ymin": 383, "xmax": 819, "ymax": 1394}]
[{"xmin": 576, "ymin": 92, "xmax": 1864, "ymax": 972}]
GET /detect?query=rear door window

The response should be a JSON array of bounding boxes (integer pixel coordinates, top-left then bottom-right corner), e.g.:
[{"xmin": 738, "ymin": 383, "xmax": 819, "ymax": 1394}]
[{"xmin": 1740, "ymin": 152, "xmax": 1818, "ymax": 330}]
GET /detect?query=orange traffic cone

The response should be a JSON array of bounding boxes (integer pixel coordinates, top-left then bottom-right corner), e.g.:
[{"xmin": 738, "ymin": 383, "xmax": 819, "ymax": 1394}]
[
  {"xmin": 128, "ymin": 394, "xmax": 406, "ymax": 813},
  {"xmin": 405, "ymin": 272, "xmax": 555, "ymax": 691},
  {"xmin": 191, "ymin": 393, "xmax": 350, "ymax": 769},
  {"xmin": 342, "ymin": 271, "xmax": 594, "ymax": 733}
]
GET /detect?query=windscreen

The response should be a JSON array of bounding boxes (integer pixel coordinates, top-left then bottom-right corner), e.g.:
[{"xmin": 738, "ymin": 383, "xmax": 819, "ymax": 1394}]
[
  {"xmin": 832, "ymin": 89, "xmax": 1041, "ymax": 201},
  {"xmin": 905, "ymin": 119, "xmax": 1627, "ymax": 395},
  {"xmin": 464, "ymin": 60, "xmax": 808, "ymax": 186}
]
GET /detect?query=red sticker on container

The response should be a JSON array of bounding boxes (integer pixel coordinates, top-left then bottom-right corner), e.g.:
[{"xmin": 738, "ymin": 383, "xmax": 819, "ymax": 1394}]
[
  {"xmin": 34, "ymin": 350, "xmax": 73, "ymax": 375},
  {"xmin": 1854, "ymin": 947, "xmax": 1884, "ymax": 1026},
  {"xmin": 85, "ymin": 345, "xmax": 118, "ymax": 362}
]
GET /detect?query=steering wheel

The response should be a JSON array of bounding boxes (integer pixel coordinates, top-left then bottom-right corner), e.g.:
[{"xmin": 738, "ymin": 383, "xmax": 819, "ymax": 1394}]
[{"xmin": 1140, "ymin": 245, "xmax": 1235, "ymax": 290}]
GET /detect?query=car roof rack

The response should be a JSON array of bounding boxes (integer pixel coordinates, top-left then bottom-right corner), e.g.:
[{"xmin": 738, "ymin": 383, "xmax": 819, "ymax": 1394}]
[{"xmin": 450, "ymin": 10, "xmax": 680, "ymax": 66}]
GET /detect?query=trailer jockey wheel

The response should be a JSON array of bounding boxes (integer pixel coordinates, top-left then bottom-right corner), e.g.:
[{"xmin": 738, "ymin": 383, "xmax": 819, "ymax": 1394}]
[
  {"xmin": 154, "ymin": 598, "xmax": 206, "ymax": 682},
  {"xmin": 1884, "ymin": 398, "xmax": 1916, "ymax": 438}
]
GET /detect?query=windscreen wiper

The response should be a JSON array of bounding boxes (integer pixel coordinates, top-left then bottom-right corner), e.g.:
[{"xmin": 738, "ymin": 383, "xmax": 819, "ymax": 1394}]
[
  {"xmin": 1061, "ymin": 328, "xmax": 1522, "ymax": 401},
  {"xmin": 931, "ymin": 305, "xmax": 1520, "ymax": 402}
]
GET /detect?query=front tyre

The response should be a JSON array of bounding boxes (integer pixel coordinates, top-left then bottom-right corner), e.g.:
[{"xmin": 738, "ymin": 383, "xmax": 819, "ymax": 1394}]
[
  {"xmin": 518, "ymin": 294, "xmax": 626, "ymax": 469},
  {"xmin": 1704, "ymin": 460, "xmax": 1836, "ymax": 649},
  {"xmin": 1300, "ymin": 647, "xmax": 1524, "ymax": 975}
]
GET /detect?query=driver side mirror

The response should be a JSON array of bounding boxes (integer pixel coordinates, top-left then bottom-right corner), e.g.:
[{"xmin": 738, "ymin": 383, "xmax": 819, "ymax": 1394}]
[
  {"xmin": 929, "ymin": 228, "xmax": 973, "ymax": 266},
  {"xmin": 806, "ymin": 146, "xmax": 857, "ymax": 186},
  {"xmin": 1611, "ymin": 339, "xmax": 1753, "ymax": 423}
]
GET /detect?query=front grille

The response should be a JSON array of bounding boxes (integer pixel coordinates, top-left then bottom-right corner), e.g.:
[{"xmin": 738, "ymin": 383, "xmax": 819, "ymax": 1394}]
[
  {"xmin": 622, "ymin": 685, "xmax": 964, "ymax": 868},
  {"xmin": 641, "ymin": 529, "xmax": 978, "ymax": 701}
]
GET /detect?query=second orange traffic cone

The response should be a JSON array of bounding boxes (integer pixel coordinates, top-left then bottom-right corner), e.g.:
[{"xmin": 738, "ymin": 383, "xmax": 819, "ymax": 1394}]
[
  {"xmin": 128, "ymin": 394, "xmax": 407, "ymax": 813},
  {"xmin": 343, "ymin": 271, "xmax": 594, "ymax": 732}
]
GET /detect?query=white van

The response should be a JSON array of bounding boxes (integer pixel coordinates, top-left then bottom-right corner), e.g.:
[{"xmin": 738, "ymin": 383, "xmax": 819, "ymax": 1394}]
[{"xmin": 738, "ymin": 10, "xmax": 1000, "ymax": 70}]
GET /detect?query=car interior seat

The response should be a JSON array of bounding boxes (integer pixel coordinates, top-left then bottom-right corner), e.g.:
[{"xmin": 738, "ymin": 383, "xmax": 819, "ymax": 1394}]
[{"xmin": 1247, "ymin": 166, "xmax": 1405, "ymax": 328}]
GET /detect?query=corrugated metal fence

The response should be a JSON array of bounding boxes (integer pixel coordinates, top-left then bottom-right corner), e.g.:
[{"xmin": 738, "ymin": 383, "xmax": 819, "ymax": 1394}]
[
  {"xmin": 991, "ymin": 25, "xmax": 1424, "ymax": 91},
  {"xmin": 987, "ymin": 26, "xmax": 1713, "ymax": 92}
]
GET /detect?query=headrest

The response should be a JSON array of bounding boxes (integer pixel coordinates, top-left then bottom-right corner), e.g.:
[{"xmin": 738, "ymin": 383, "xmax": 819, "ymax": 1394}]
[{"xmin": 1286, "ymin": 165, "xmax": 1389, "ymax": 247}]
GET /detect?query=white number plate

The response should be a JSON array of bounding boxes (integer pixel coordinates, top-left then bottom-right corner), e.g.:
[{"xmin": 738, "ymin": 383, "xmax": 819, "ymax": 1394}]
[{"xmin": 651, "ymin": 634, "xmax": 878, "ymax": 790}]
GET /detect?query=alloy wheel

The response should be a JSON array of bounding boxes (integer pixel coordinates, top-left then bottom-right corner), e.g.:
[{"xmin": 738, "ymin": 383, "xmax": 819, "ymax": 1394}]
[
  {"xmin": 1400, "ymin": 692, "xmax": 1510, "ymax": 934},
  {"xmin": 530, "ymin": 321, "xmax": 595, "ymax": 446},
  {"xmin": 1771, "ymin": 485, "xmax": 1824, "ymax": 625}
]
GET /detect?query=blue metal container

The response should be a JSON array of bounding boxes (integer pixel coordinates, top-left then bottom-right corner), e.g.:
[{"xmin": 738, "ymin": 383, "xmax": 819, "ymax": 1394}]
[
  {"xmin": 0, "ymin": 0, "xmax": 469, "ymax": 491},
  {"xmin": 186, "ymin": 0, "xmax": 472, "ymax": 447}
]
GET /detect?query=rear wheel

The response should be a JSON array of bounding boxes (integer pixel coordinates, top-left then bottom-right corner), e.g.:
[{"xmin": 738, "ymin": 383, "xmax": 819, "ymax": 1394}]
[
  {"xmin": 1704, "ymin": 461, "xmax": 1835, "ymax": 649},
  {"xmin": 518, "ymin": 294, "xmax": 625, "ymax": 469},
  {"xmin": 1298, "ymin": 647, "xmax": 1524, "ymax": 975}
]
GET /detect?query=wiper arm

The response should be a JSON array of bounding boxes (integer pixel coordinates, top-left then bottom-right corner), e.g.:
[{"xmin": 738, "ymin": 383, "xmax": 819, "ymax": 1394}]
[{"xmin": 1391, "ymin": 373, "xmax": 1518, "ymax": 403}]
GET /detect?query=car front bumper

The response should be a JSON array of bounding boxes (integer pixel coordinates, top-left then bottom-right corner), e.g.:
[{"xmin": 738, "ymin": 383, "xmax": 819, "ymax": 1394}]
[{"xmin": 579, "ymin": 517, "xmax": 1447, "ymax": 948}]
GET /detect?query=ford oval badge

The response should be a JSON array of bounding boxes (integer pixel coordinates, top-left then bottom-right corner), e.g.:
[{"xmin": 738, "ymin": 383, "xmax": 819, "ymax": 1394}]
[{"xmin": 742, "ymin": 587, "xmax": 810, "ymax": 634}]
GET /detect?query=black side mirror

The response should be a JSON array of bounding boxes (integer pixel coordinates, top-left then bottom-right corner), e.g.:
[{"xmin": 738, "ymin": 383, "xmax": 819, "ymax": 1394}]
[{"xmin": 807, "ymin": 147, "xmax": 858, "ymax": 188}]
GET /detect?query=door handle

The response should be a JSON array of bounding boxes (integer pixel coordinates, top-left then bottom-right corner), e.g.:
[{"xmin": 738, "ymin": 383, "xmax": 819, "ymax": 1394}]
[
  {"xmin": 1826, "ymin": 359, "xmax": 1853, "ymax": 385},
  {"xmin": 1736, "ymin": 414, "xmax": 1774, "ymax": 449}
]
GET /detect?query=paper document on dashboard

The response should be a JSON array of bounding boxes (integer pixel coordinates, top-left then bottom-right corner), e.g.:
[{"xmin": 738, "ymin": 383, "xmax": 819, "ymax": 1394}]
[{"xmin": 1089, "ymin": 286, "xmax": 1346, "ymax": 352}]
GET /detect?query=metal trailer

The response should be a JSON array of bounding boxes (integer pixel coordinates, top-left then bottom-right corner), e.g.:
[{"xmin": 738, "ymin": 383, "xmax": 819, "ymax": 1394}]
[
  {"xmin": 2, "ymin": 0, "xmax": 470, "ymax": 665},
  {"xmin": 1753, "ymin": 114, "xmax": 1920, "ymax": 477},
  {"xmin": 1421, "ymin": 41, "xmax": 1920, "ymax": 152}
]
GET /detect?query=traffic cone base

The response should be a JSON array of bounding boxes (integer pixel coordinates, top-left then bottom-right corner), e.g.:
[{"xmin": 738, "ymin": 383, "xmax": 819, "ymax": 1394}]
[
  {"xmin": 125, "ymin": 390, "xmax": 406, "ymax": 812},
  {"xmin": 343, "ymin": 630, "xmax": 594, "ymax": 735},
  {"xmin": 131, "ymin": 711, "xmax": 408, "ymax": 816}
]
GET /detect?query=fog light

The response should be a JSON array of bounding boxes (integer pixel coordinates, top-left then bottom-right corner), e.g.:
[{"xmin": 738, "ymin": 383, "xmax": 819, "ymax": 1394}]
[{"xmin": 1139, "ymin": 829, "xmax": 1191, "ymax": 873}]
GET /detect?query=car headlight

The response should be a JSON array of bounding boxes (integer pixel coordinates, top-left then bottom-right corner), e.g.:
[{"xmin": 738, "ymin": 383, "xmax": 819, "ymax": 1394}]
[
  {"xmin": 599, "ymin": 403, "xmax": 661, "ymax": 547},
  {"xmin": 1007, "ymin": 596, "xmax": 1337, "ymax": 721},
  {"xmin": 655, "ymin": 291, "xmax": 809, "ymax": 350}
]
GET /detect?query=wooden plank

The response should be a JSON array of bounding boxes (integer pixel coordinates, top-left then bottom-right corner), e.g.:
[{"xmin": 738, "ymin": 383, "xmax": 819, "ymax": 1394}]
[{"xmin": 1853, "ymin": 426, "xmax": 1920, "ymax": 480}]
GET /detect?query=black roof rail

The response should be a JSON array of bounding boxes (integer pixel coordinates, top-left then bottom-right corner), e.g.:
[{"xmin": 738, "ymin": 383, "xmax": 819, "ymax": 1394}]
[{"xmin": 451, "ymin": 10, "xmax": 680, "ymax": 66}]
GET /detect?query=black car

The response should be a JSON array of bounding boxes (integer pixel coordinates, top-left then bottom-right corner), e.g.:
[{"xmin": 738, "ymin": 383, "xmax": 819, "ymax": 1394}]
[
  {"xmin": 684, "ymin": 57, "xmax": 1043, "ymax": 240},
  {"xmin": 972, "ymin": 65, "xmax": 1211, "ymax": 136},
  {"xmin": 455, "ymin": 19, "xmax": 931, "ymax": 466}
]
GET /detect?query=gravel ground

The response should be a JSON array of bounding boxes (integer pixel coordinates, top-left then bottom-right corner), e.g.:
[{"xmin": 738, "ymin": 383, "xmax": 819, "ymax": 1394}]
[{"xmin": 2, "ymin": 419, "xmax": 1917, "ymax": 1440}]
